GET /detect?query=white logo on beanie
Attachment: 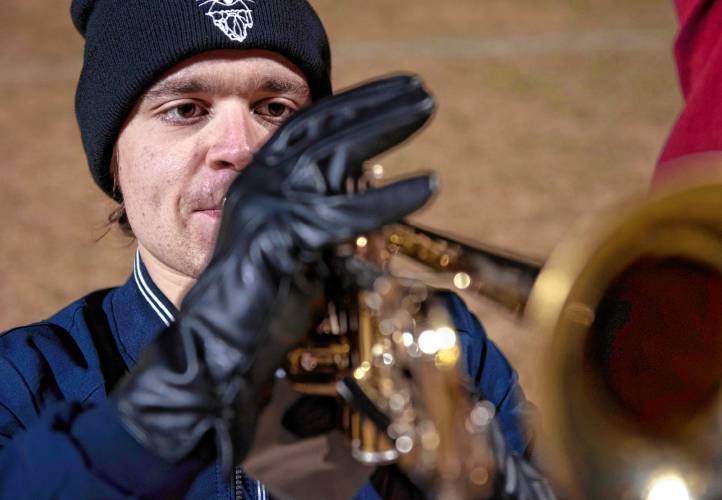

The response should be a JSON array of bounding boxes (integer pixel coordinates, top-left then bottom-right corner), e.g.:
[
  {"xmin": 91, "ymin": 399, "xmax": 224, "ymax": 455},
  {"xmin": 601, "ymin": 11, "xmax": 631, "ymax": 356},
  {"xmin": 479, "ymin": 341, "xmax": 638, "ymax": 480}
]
[{"xmin": 197, "ymin": 0, "xmax": 254, "ymax": 43}]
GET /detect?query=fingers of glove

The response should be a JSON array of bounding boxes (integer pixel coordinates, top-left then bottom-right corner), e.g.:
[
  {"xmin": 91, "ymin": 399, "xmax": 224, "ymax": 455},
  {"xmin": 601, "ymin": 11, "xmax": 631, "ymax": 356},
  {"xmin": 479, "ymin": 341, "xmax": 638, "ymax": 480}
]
[
  {"xmin": 257, "ymin": 75, "xmax": 434, "ymax": 192},
  {"xmin": 293, "ymin": 174, "xmax": 436, "ymax": 249},
  {"xmin": 317, "ymin": 90, "xmax": 435, "ymax": 194},
  {"xmin": 262, "ymin": 74, "xmax": 428, "ymax": 164},
  {"xmin": 289, "ymin": 82, "xmax": 435, "ymax": 194}
]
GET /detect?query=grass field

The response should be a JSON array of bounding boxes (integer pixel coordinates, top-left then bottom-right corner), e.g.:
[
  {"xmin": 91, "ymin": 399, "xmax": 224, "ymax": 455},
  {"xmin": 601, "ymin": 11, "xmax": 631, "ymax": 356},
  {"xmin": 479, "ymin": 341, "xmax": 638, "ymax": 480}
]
[{"xmin": 0, "ymin": 0, "xmax": 680, "ymax": 402}]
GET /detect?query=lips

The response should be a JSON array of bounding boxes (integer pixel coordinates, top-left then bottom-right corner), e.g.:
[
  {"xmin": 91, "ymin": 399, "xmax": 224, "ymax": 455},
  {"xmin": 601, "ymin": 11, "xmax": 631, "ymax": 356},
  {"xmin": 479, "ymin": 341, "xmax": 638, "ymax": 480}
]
[
  {"xmin": 189, "ymin": 190, "xmax": 229, "ymax": 217},
  {"xmin": 186, "ymin": 176, "xmax": 234, "ymax": 220},
  {"xmin": 193, "ymin": 199, "xmax": 225, "ymax": 219},
  {"xmin": 197, "ymin": 208, "xmax": 223, "ymax": 219}
]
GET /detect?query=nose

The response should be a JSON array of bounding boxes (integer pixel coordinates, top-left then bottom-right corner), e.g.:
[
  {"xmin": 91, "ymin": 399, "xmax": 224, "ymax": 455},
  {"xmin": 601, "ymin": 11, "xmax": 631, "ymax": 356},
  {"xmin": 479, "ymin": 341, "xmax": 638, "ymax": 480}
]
[{"xmin": 206, "ymin": 106, "xmax": 264, "ymax": 172}]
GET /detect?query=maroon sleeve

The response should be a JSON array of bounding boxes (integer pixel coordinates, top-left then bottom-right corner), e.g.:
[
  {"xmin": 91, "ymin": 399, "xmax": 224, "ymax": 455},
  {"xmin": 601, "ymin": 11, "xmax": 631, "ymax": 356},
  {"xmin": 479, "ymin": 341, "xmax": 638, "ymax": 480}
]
[{"xmin": 655, "ymin": 0, "xmax": 722, "ymax": 184}]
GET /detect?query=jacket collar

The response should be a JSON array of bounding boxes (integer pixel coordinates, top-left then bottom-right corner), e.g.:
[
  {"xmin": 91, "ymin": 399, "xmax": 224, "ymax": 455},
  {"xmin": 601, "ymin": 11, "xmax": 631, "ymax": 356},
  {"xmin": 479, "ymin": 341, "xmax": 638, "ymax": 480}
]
[{"xmin": 107, "ymin": 249, "xmax": 179, "ymax": 367}]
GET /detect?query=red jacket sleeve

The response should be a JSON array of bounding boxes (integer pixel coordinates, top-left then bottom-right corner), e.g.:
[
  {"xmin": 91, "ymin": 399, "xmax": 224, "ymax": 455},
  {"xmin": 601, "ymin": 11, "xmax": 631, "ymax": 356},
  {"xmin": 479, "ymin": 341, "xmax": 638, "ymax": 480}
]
[{"xmin": 656, "ymin": 0, "xmax": 722, "ymax": 183}]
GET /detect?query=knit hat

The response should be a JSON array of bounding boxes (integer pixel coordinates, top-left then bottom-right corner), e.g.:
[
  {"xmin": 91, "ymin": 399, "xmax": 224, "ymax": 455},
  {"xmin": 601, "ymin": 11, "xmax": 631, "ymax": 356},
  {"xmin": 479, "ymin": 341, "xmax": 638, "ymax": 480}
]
[{"xmin": 71, "ymin": 0, "xmax": 332, "ymax": 199}]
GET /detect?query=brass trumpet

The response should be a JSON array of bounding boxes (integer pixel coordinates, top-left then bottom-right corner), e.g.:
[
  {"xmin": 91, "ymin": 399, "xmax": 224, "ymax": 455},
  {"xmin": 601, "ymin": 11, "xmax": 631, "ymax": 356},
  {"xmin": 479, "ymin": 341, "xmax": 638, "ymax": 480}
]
[{"xmin": 285, "ymin": 178, "xmax": 722, "ymax": 499}]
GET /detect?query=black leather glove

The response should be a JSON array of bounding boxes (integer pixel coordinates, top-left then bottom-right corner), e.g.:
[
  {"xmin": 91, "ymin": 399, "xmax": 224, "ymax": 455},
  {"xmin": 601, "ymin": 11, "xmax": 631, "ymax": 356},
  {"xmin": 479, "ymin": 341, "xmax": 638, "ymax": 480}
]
[{"xmin": 111, "ymin": 75, "xmax": 437, "ymax": 474}]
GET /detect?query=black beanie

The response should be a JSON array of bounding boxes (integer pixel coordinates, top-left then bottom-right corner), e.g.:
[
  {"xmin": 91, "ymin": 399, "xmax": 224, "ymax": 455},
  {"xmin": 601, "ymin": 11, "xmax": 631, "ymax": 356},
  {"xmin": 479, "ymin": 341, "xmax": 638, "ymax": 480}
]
[{"xmin": 71, "ymin": 0, "xmax": 332, "ymax": 199}]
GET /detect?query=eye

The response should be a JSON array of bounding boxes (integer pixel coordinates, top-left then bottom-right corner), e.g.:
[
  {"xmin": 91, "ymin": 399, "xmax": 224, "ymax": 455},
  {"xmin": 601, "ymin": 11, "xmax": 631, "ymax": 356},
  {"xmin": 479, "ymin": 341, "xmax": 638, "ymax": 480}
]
[
  {"xmin": 162, "ymin": 102, "xmax": 207, "ymax": 123},
  {"xmin": 254, "ymin": 100, "xmax": 297, "ymax": 124}
]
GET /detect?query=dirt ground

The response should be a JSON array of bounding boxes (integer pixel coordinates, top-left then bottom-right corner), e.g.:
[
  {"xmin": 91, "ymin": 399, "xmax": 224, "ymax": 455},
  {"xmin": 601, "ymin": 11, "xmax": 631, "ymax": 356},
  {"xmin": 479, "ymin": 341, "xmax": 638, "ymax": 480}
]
[{"xmin": 0, "ymin": 0, "xmax": 679, "ymax": 405}]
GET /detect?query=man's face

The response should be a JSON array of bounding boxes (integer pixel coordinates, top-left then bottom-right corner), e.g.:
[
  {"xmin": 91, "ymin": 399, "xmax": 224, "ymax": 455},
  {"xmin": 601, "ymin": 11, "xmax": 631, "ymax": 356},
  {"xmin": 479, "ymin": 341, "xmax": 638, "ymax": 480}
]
[{"xmin": 117, "ymin": 49, "xmax": 311, "ymax": 279}]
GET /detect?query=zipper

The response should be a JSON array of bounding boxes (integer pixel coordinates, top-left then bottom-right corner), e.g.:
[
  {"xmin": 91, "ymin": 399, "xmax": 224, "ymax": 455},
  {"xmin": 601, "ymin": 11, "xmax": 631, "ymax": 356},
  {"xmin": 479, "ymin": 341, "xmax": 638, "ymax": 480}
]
[
  {"xmin": 234, "ymin": 465, "xmax": 244, "ymax": 500},
  {"xmin": 234, "ymin": 465, "xmax": 268, "ymax": 500}
]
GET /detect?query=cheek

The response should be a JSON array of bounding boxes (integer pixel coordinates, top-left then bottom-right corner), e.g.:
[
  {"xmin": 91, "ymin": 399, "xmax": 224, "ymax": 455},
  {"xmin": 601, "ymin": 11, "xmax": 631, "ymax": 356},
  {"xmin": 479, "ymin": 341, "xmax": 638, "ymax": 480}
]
[
  {"xmin": 118, "ymin": 141, "xmax": 182, "ymax": 226},
  {"xmin": 120, "ymin": 148, "xmax": 156, "ymax": 208},
  {"xmin": 116, "ymin": 120, "xmax": 207, "ymax": 244}
]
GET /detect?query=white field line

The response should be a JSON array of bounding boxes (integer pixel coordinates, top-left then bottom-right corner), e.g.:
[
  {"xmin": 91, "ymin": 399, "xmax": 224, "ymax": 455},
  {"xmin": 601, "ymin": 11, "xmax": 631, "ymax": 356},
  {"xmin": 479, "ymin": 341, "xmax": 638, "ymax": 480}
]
[
  {"xmin": 0, "ymin": 29, "xmax": 671, "ymax": 83},
  {"xmin": 335, "ymin": 29, "xmax": 671, "ymax": 60}
]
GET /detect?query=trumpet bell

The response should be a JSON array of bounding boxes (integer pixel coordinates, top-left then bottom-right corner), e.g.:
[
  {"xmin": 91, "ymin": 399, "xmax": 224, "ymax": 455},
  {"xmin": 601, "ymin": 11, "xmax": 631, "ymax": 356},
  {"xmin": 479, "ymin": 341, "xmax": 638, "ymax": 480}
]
[{"xmin": 529, "ymin": 180, "xmax": 722, "ymax": 499}]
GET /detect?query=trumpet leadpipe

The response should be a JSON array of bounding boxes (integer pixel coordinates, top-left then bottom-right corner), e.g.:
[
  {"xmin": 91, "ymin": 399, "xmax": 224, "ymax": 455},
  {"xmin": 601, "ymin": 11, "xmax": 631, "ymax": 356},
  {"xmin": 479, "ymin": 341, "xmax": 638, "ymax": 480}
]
[{"xmin": 384, "ymin": 221, "xmax": 543, "ymax": 314}]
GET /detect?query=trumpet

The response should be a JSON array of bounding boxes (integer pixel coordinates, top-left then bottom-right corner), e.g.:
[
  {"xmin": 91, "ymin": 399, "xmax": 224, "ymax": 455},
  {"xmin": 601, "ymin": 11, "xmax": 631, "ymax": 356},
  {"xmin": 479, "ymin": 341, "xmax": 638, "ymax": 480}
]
[{"xmin": 284, "ymin": 178, "xmax": 722, "ymax": 499}]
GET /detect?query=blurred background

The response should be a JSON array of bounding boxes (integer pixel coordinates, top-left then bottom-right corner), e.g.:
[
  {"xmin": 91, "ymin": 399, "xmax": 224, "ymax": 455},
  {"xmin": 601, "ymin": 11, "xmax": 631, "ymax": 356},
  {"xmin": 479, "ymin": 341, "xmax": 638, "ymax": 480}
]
[{"xmin": 0, "ymin": 1, "xmax": 680, "ymax": 403}]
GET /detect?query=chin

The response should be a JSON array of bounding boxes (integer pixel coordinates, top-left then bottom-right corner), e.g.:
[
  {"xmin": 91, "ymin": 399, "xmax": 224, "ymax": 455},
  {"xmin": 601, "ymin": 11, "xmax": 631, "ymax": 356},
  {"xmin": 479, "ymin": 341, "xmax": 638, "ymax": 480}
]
[
  {"xmin": 170, "ymin": 239, "xmax": 215, "ymax": 280},
  {"xmin": 186, "ymin": 230, "xmax": 220, "ymax": 276},
  {"xmin": 189, "ymin": 249, "xmax": 215, "ymax": 279}
]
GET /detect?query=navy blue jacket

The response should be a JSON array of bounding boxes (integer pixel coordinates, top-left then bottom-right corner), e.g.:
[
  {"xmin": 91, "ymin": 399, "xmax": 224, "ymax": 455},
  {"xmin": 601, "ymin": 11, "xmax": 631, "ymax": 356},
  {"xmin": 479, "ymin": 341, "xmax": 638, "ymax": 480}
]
[{"xmin": 0, "ymin": 251, "xmax": 532, "ymax": 499}]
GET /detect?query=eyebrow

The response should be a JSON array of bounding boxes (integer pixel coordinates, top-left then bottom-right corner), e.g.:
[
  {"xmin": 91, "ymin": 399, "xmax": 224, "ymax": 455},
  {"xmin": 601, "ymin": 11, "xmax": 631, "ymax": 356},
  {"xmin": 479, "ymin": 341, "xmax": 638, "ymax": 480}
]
[
  {"xmin": 259, "ymin": 78, "xmax": 310, "ymax": 95},
  {"xmin": 141, "ymin": 76, "xmax": 310, "ymax": 103}
]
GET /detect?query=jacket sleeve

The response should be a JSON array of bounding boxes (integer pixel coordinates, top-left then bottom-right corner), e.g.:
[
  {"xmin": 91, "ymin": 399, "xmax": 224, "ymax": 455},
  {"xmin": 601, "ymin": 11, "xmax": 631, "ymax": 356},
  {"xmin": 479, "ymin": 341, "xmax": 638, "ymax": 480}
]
[
  {"xmin": 655, "ymin": 0, "xmax": 722, "ymax": 181},
  {"xmin": 440, "ymin": 291, "xmax": 536, "ymax": 456},
  {"xmin": 443, "ymin": 292, "xmax": 558, "ymax": 499},
  {"xmin": 0, "ymin": 326, "xmax": 205, "ymax": 499}
]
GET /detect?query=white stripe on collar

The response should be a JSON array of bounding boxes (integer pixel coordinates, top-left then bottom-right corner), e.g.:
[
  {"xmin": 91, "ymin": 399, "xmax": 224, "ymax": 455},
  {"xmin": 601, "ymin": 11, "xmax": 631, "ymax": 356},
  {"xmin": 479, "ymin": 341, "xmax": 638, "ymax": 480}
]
[
  {"xmin": 257, "ymin": 481, "xmax": 268, "ymax": 500},
  {"xmin": 133, "ymin": 249, "xmax": 175, "ymax": 327}
]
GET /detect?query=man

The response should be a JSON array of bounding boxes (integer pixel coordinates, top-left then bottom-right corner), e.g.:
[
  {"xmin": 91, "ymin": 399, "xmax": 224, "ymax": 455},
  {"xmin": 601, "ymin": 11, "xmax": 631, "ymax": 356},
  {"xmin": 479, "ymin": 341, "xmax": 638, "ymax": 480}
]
[{"xmin": 0, "ymin": 1, "xmax": 552, "ymax": 498}]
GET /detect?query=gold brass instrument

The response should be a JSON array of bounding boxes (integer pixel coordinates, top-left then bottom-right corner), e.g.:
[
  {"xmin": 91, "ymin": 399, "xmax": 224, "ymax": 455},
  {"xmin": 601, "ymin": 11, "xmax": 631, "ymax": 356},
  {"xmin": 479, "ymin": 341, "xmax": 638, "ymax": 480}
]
[
  {"xmin": 529, "ymin": 180, "xmax": 722, "ymax": 500},
  {"xmin": 286, "ymin": 225, "xmax": 502, "ymax": 497},
  {"xmin": 285, "ymin": 178, "xmax": 722, "ymax": 499}
]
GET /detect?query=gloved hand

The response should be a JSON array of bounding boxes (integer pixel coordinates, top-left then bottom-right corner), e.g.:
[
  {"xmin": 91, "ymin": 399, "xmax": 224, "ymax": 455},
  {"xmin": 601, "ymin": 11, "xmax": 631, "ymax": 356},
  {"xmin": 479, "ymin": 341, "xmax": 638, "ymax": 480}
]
[{"xmin": 111, "ymin": 74, "xmax": 437, "ymax": 475}]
